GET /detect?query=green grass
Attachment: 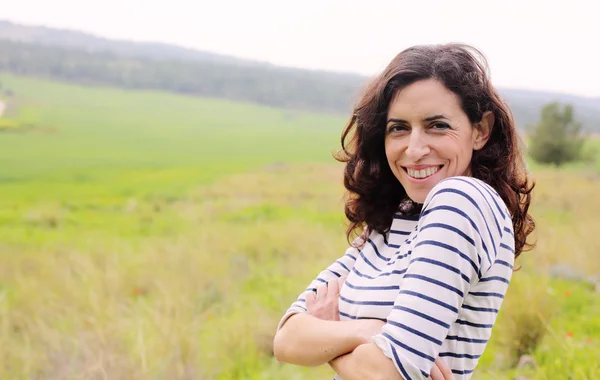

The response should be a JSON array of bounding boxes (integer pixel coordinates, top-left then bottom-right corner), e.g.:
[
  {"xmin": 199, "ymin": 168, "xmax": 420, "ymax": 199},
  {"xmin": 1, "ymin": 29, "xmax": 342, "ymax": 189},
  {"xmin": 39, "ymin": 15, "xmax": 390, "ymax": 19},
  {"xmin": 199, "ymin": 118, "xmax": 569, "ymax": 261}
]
[
  {"xmin": 0, "ymin": 74, "xmax": 346, "ymax": 244},
  {"xmin": 1, "ymin": 73, "xmax": 599, "ymax": 379}
]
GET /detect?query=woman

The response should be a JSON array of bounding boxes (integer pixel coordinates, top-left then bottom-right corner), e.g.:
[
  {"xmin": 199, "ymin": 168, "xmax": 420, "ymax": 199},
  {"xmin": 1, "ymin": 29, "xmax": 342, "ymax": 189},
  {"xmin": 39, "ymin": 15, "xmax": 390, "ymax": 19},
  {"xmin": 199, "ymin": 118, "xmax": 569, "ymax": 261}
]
[{"xmin": 273, "ymin": 43, "xmax": 535, "ymax": 380}]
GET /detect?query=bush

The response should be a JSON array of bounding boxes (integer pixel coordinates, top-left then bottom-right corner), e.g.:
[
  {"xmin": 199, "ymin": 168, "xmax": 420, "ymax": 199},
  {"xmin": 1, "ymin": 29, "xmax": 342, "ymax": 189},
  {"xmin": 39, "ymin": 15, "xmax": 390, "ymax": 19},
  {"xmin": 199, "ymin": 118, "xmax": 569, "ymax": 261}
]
[{"xmin": 527, "ymin": 102, "xmax": 586, "ymax": 166}]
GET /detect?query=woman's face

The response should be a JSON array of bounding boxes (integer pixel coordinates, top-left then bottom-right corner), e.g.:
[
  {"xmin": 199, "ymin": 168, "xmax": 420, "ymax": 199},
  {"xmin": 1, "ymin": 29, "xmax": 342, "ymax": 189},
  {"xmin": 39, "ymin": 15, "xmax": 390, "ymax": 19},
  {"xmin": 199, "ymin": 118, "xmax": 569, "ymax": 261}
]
[{"xmin": 385, "ymin": 79, "xmax": 491, "ymax": 204}]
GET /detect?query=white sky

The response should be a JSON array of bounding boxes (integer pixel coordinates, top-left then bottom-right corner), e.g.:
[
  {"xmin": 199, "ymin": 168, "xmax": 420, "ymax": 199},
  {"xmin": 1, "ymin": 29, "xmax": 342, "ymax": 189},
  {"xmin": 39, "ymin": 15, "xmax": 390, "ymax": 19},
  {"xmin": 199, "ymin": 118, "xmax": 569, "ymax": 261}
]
[{"xmin": 2, "ymin": 0, "xmax": 599, "ymax": 97}]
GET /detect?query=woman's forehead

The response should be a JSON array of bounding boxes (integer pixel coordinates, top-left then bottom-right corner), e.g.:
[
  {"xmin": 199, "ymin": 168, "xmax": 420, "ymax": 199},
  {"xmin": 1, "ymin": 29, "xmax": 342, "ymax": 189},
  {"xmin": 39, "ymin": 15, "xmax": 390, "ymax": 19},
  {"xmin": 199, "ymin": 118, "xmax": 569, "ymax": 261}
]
[{"xmin": 388, "ymin": 80, "xmax": 463, "ymax": 120}]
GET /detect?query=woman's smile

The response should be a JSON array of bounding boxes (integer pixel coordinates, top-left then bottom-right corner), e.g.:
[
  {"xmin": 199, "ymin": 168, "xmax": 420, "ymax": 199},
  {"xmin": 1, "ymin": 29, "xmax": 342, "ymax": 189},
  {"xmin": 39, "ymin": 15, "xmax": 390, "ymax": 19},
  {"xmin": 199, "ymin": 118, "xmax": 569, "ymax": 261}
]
[{"xmin": 402, "ymin": 164, "xmax": 443, "ymax": 181}]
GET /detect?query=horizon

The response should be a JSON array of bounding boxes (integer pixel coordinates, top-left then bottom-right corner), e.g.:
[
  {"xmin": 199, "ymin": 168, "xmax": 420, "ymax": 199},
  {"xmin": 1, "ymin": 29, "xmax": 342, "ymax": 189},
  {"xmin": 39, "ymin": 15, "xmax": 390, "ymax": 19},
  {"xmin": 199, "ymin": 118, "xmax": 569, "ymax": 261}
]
[{"xmin": 2, "ymin": 0, "xmax": 599, "ymax": 98}]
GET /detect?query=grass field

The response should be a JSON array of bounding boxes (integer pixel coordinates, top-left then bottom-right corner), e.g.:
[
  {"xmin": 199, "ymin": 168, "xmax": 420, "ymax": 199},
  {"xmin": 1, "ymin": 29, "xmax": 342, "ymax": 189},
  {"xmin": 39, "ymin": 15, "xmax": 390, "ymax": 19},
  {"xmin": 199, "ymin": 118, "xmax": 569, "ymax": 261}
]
[{"xmin": 1, "ymin": 74, "xmax": 599, "ymax": 379}]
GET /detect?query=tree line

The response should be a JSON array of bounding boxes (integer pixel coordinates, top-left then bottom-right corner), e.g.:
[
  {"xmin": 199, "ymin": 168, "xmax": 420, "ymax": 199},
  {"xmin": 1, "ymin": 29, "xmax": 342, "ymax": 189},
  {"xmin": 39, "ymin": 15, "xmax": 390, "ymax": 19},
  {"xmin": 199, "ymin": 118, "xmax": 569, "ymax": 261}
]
[{"xmin": 0, "ymin": 39, "xmax": 363, "ymax": 114}]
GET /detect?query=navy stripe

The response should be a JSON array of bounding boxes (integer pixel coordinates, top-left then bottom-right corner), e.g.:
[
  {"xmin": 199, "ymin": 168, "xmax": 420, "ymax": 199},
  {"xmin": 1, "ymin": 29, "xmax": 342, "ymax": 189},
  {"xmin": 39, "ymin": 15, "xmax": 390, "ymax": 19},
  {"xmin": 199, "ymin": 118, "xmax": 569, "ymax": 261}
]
[
  {"xmin": 393, "ymin": 214, "xmax": 420, "ymax": 221},
  {"xmin": 339, "ymin": 310, "xmax": 356, "ymax": 320},
  {"xmin": 315, "ymin": 277, "xmax": 327, "ymax": 284},
  {"xmin": 368, "ymin": 238, "xmax": 389, "ymax": 261},
  {"xmin": 452, "ymin": 368, "xmax": 475, "ymax": 375},
  {"xmin": 423, "ymin": 205, "xmax": 492, "ymax": 263},
  {"xmin": 410, "ymin": 257, "xmax": 471, "ymax": 283},
  {"xmin": 339, "ymin": 295, "xmax": 394, "ymax": 306},
  {"xmin": 500, "ymin": 243, "xmax": 515, "ymax": 254},
  {"xmin": 338, "ymin": 311, "xmax": 386, "ymax": 322},
  {"xmin": 420, "ymin": 205, "xmax": 489, "ymax": 268},
  {"xmin": 455, "ymin": 177, "xmax": 506, "ymax": 220},
  {"xmin": 383, "ymin": 332, "xmax": 435, "ymax": 362},
  {"xmin": 345, "ymin": 252, "xmax": 357, "ymax": 261},
  {"xmin": 462, "ymin": 304, "xmax": 499, "ymax": 313},
  {"xmin": 452, "ymin": 178, "xmax": 503, "ymax": 236},
  {"xmin": 393, "ymin": 305, "xmax": 450, "ymax": 329},
  {"xmin": 470, "ymin": 291, "xmax": 504, "ymax": 299},
  {"xmin": 390, "ymin": 346, "xmax": 414, "ymax": 380},
  {"xmin": 439, "ymin": 352, "xmax": 481, "ymax": 359},
  {"xmin": 456, "ymin": 319, "xmax": 493, "ymax": 328},
  {"xmin": 335, "ymin": 260, "xmax": 350, "ymax": 272},
  {"xmin": 345, "ymin": 280, "xmax": 399, "ymax": 291},
  {"xmin": 327, "ymin": 269, "xmax": 341, "ymax": 277},
  {"xmin": 352, "ymin": 266, "xmax": 407, "ymax": 280},
  {"xmin": 297, "ymin": 298, "xmax": 306, "ymax": 303},
  {"xmin": 387, "ymin": 320, "xmax": 443, "ymax": 345},
  {"xmin": 496, "ymin": 259, "xmax": 514, "ymax": 269},
  {"xmin": 404, "ymin": 273, "xmax": 464, "ymax": 297},
  {"xmin": 358, "ymin": 250, "xmax": 380, "ymax": 273},
  {"xmin": 431, "ymin": 187, "xmax": 500, "ymax": 240},
  {"xmin": 415, "ymin": 240, "xmax": 479, "ymax": 277},
  {"xmin": 399, "ymin": 290, "xmax": 458, "ymax": 313},
  {"xmin": 390, "ymin": 229, "xmax": 411, "ymax": 235},
  {"xmin": 420, "ymin": 222, "xmax": 475, "ymax": 246},
  {"xmin": 386, "ymin": 251, "xmax": 411, "ymax": 267},
  {"xmin": 388, "ymin": 243, "xmax": 401, "ymax": 249},
  {"xmin": 446, "ymin": 335, "xmax": 488, "ymax": 344},
  {"xmin": 480, "ymin": 276, "xmax": 510, "ymax": 284},
  {"xmin": 503, "ymin": 226, "xmax": 514, "ymax": 236}
]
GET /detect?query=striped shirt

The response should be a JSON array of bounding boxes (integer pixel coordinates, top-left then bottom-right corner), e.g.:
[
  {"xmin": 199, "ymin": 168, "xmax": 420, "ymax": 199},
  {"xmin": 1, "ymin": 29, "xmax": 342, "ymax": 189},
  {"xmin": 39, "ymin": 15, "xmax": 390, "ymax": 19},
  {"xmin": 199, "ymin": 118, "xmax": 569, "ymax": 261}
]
[{"xmin": 277, "ymin": 176, "xmax": 515, "ymax": 380}]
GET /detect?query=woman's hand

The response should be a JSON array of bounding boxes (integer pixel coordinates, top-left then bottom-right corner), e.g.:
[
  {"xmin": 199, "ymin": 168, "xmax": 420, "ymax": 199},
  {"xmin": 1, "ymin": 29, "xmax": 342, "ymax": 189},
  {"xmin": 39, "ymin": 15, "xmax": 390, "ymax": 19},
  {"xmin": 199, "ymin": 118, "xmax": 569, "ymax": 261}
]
[
  {"xmin": 309, "ymin": 280, "xmax": 454, "ymax": 380},
  {"xmin": 306, "ymin": 279, "xmax": 387, "ymax": 344},
  {"xmin": 305, "ymin": 276, "xmax": 346, "ymax": 321},
  {"xmin": 430, "ymin": 357, "xmax": 454, "ymax": 380}
]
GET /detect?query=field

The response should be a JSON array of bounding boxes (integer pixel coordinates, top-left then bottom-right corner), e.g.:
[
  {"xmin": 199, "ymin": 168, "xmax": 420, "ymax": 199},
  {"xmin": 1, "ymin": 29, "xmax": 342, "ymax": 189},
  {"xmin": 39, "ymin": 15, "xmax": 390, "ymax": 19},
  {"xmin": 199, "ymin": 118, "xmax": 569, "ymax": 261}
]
[{"xmin": 1, "ymin": 74, "xmax": 599, "ymax": 379}]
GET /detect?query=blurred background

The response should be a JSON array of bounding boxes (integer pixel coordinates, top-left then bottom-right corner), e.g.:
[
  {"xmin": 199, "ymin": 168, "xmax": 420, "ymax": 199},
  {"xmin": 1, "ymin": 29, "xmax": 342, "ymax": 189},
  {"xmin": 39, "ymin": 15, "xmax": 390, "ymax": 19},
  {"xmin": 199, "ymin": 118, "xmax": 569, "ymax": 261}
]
[{"xmin": 0, "ymin": 0, "xmax": 599, "ymax": 379}]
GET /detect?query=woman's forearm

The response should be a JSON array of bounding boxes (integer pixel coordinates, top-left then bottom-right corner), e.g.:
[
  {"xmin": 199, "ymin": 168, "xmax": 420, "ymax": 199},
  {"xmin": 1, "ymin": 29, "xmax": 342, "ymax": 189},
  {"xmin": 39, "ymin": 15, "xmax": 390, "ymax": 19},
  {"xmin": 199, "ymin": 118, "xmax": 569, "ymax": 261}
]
[
  {"xmin": 329, "ymin": 343, "xmax": 403, "ymax": 380},
  {"xmin": 273, "ymin": 313, "xmax": 369, "ymax": 366}
]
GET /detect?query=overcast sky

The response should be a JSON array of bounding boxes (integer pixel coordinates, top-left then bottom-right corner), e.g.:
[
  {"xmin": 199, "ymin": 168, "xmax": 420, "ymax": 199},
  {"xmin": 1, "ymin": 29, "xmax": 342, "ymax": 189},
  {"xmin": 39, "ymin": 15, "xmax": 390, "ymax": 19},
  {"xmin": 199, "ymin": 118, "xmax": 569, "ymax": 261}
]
[{"xmin": 3, "ymin": 0, "xmax": 599, "ymax": 97}]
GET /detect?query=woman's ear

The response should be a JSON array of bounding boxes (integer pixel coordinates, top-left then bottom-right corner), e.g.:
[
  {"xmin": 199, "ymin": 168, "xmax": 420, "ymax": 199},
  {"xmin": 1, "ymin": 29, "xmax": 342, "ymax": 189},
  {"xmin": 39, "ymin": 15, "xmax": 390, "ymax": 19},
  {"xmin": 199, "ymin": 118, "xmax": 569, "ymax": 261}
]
[{"xmin": 473, "ymin": 111, "xmax": 495, "ymax": 150}]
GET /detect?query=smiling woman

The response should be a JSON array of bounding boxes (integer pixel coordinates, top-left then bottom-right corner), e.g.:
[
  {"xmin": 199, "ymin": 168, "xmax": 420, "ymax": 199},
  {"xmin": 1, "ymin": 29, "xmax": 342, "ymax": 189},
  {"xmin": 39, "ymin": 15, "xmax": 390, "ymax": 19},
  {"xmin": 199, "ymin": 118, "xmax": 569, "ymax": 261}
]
[
  {"xmin": 273, "ymin": 44, "xmax": 536, "ymax": 380},
  {"xmin": 384, "ymin": 79, "xmax": 495, "ymax": 203}
]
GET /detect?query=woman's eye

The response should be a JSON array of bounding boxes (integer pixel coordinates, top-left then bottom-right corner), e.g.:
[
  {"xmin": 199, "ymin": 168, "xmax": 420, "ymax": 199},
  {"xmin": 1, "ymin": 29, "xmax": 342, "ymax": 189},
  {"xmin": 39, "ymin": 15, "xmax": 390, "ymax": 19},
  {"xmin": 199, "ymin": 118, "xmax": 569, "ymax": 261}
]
[
  {"xmin": 431, "ymin": 122, "xmax": 451, "ymax": 130},
  {"xmin": 389, "ymin": 125, "xmax": 408, "ymax": 133}
]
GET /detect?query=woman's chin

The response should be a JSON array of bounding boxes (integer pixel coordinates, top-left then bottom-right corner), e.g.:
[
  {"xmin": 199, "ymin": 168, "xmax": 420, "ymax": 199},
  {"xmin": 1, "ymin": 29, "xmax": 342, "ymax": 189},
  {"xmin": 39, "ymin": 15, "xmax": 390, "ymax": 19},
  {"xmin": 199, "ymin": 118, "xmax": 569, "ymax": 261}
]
[{"xmin": 405, "ymin": 189, "xmax": 428, "ymax": 205}]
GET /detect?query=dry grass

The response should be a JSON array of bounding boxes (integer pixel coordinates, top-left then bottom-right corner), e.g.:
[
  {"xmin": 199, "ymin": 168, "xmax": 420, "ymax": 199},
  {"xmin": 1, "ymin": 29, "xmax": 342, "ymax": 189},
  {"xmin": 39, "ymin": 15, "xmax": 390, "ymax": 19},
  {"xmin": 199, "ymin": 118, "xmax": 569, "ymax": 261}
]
[{"xmin": 1, "ymin": 164, "xmax": 599, "ymax": 379}]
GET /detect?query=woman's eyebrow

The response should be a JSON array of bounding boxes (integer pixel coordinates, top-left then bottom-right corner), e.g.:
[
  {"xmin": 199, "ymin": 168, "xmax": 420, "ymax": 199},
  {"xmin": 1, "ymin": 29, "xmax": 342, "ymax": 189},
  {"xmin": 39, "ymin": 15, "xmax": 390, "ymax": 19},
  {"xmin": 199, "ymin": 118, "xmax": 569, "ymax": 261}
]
[
  {"xmin": 386, "ymin": 118, "xmax": 407, "ymax": 124},
  {"xmin": 387, "ymin": 115, "xmax": 450, "ymax": 124},
  {"xmin": 423, "ymin": 114, "xmax": 450, "ymax": 121}
]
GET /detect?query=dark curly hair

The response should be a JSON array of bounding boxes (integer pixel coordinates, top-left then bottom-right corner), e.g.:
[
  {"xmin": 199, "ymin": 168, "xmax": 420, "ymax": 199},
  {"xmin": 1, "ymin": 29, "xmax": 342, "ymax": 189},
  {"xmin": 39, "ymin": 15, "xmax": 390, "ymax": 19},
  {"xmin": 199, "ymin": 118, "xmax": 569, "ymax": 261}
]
[{"xmin": 336, "ymin": 43, "xmax": 535, "ymax": 258}]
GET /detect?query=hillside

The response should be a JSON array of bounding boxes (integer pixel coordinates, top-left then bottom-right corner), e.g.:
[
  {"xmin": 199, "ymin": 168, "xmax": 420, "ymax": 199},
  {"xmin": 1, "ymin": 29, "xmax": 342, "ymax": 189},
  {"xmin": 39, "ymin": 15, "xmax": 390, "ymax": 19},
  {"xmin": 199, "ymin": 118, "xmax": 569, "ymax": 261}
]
[
  {"xmin": 0, "ymin": 20, "xmax": 252, "ymax": 66},
  {"xmin": 1, "ymin": 19, "xmax": 599, "ymax": 131}
]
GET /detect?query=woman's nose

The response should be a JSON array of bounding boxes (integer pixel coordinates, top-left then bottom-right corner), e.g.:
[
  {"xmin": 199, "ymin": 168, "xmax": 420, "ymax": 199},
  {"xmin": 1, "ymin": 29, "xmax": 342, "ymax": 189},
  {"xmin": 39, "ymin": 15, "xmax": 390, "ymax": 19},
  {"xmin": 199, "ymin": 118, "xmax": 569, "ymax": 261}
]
[{"xmin": 405, "ymin": 129, "xmax": 430, "ymax": 161}]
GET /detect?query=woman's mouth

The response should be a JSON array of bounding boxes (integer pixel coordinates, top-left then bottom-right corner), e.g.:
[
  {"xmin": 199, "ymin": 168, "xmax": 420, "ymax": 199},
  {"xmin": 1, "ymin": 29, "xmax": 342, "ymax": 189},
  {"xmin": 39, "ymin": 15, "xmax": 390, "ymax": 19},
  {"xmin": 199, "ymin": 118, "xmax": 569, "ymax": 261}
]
[{"xmin": 403, "ymin": 165, "xmax": 443, "ymax": 180}]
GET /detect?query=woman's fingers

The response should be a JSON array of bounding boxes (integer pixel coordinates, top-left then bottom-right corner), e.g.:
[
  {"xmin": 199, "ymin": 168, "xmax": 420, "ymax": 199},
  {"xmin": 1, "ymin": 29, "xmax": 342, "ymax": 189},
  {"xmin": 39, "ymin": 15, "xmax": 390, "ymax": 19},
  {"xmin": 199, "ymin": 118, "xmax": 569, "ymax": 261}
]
[
  {"xmin": 316, "ymin": 282, "xmax": 328, "ymax": 301},
  {"xmin": 429, "ymin": 363, "xmax": 444, "ymax": 380},
  {"xmin": 305, "ymin": 290, "xmax": 316, "ymax": 309},
  {"xmin": 434, "ymin": 358, "xmax": 454, "ymax": 379},
  {"xmin": 328, "ymin": 276, "xmax": 340, "ymax": 298}
]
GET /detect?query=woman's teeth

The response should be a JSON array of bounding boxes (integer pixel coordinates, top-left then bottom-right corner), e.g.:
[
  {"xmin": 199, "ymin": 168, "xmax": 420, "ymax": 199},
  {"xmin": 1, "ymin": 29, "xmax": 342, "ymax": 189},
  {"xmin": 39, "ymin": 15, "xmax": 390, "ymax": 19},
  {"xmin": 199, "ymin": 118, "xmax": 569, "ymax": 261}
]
[{"xmin": 406, "ymin": 166, "xmax": 439, "ymax": 179}]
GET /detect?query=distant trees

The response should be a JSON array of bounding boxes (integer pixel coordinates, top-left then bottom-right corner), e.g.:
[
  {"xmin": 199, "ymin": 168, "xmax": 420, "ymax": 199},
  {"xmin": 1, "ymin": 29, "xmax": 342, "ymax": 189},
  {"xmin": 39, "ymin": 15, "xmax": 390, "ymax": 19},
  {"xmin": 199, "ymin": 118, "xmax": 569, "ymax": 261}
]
[
  {"xmin": 527, "ymin": 102, "xmax": 587, "ymax": 166},
  {"xmin": 0, "ymin": 40, "xmax": 361, "ymax": 114}
]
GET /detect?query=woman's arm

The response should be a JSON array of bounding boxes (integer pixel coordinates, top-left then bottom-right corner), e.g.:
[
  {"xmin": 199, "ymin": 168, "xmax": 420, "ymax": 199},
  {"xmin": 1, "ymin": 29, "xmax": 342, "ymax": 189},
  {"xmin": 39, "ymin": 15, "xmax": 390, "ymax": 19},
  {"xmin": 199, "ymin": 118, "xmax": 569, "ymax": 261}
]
[
  {"xmin": 330, "ymin": 343, "xmax": 403, "ymax": 380},
  {"xmin": 276, "ymin": 241, "xmax": 361, "ymax": 332},
  {"xmin": 281, "ymin": 280, "xmax": 454, "ymax": 380},
  {"xmin": 330, "ymin": 344, "xmax": 454, "ymax": 380},
  {"xmin": 274, "ymin": 275, "xmax": 385, "ymax": 366},
  {"xmin": 274, "ymin": 313, "xmax": 383, "ymax": 366}
]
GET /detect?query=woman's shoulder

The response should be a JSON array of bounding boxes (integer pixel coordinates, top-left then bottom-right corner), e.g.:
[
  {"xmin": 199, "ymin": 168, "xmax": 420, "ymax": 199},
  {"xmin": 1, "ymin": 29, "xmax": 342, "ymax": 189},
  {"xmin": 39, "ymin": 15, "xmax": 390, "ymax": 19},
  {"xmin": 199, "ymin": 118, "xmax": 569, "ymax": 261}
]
[{"xmin": 422, "ymin": 176, "xmax": 509, "ymax": 223}]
